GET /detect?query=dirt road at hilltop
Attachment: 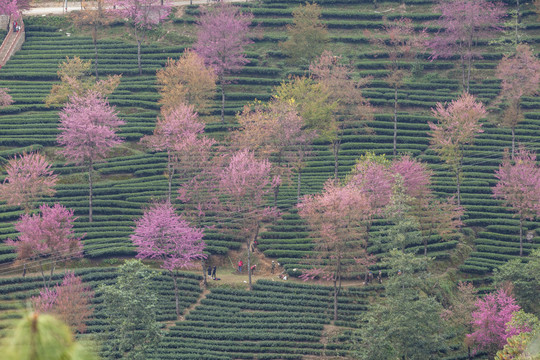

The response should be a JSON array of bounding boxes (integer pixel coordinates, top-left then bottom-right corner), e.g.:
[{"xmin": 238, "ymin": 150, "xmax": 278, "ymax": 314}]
[{"xmin": 24, "ymin": 0, "xmax": 249, "ymax": 16}]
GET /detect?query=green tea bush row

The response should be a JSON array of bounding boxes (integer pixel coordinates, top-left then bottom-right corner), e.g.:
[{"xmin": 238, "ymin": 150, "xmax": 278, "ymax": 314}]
[{"xmin": 459, "ymin": 264, "xmax": 490, "ymax": 274}]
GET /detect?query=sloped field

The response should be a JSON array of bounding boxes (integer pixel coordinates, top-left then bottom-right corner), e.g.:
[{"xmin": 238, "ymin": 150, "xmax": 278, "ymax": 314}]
[{"xmin": 0, "ymin": 0, "xmax": 539, "ymax": 357}]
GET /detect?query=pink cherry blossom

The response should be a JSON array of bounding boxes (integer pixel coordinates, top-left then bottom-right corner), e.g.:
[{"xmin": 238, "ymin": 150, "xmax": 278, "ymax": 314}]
[
  {"xmin": 131, "ymin": 201, "xmax": 206, "ymax": 316},
  {"xmin": 467, "ymin": 288, "xmax": 522, "ymax": 353},
  {"xmin": 0, "ymin": 152, "xmax": 57, "ymax": 211},
  {"xmin": 493, "ymin": 146, "xmax": 540, "ymax": 256},
  {"xmin": 7, "ymin": 204, "xmax": 84, "ymax": 287},
  {"xmin": 0, "ymin": 88, "xmax": 14, "ymax": 107}
]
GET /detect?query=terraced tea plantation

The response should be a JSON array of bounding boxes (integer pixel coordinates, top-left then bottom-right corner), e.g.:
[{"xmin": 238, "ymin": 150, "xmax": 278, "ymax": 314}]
[{"xmin": 0, "ymin": 0, "xmax": 539, "ymax": 358}]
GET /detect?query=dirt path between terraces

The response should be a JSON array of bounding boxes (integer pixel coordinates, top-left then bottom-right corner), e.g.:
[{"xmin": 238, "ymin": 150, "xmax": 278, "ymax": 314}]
[
  {"xmin": 0, "ymin": 258, "xmax": 370, "ymax": 289},
  {"xmin": 24, "ymin": 0, "xmax": 250, "ymax": 16}
]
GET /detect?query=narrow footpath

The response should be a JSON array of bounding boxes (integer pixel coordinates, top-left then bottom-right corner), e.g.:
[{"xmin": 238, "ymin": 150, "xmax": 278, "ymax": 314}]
[{"xmin": 24, "ymin": 0, "xmax": 249, "ymax": 16}]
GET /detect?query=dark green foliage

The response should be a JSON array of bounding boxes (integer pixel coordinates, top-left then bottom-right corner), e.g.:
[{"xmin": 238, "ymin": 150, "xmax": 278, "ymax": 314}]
[
  {"xmin": 99, "ymin": 260, "xmax": 163, "ymax": 360},
  {"xmin": 493, "ymin": 249, "xmax": 540, "ymax": 315},
  {"xmin": 353, "ymin": 251, "xmax": 446, "ymax": 359}
]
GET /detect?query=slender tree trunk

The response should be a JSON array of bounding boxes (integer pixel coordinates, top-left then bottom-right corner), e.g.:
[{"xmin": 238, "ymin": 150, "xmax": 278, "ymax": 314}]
[
  {"xmin": 332, "ymin": 140, "xmax": 340, "ymax": 179},
  {"xmin": 93, "ymin": 24, "xmax": 99, "ymax": 80},
  {"xmin": 137, "ymin": 38, "xmax": 142, "ymax": 76},
  {"xmin": 466, "ymin": 56, "xmax": 472, "ymax": 93},
  {"xmin": 332, "ymin": 276, "xmax": 338, "ymax": 322},
  {"xmin": 297, "ymin": 171, "xmax": 301, "ymax": 200},
  {"xmin": 461, "ymin": 56, "xmax": 466, "ymax": 91},
  {"xmin": 202, "ymin": 259, "xmax": 207, "ymax": 287},
  {"xmin": 247, "ymin": 237, "xmax": 252, "ymax": 291},
  {"xmin": 49, "ymin": 263, "xmax": 56, "ymax": 288},
  {"xmin": 393, "ymin": 85, "xmax": 398, "ymax": 156},
  {"xmin": 220, "ymin": 78, "xmax": 225, "ymax": 123},
  {"xmin": 247, "ymin": 223, "xmax": 260, "ymax": 291},
  {"xmin": 333, "ymin": 257, "xmax": 342, "ymax": 321},
  {"xmin": 40, "ymin": 260, "xmax": 47, "ymax": 288},
  {"xmin": 273, "ymin": 185, "xmax": 279, "ymax": 207},
  {"xmin": 467, "ymin": 345, "xmax": 471, "ymax": 360},
  {"xmin": 511, "ymin": 126, "xmax": 516, "ymax": 160},
  {"xmin": 167, "ymin": 152, "xmax": 174, "ymax": 202},
  {"xmin": 88, "ymin": 161, "xmax": 94, "ymax": 223},
  {"xmin": 456, "ymin": 170, "xmax": 461, "ymax": 209},
  {"xmin": 519, "ymin": 217, "xmax": 523, "ymax": 257},
  {"xmin": 337, "ymin": 265, "xmax": 342, "ymax": 296},
  {"xmin": 135, "ymin": 27, "xmax": 142, "ymax": 76},
  {"xmin": 464, "ymin": 35, "xmax": 473, "ymax": 93},
  {"xmin": 456, "ymin": 154, "xmax": 463, "ymax": 209},
  {"xmin": 170, "ymin": 271, "xmax": 180, "ymax": 317},
  {"xmin": 366, "ymin": 221, "xmax": 372, "ymax": 243}
]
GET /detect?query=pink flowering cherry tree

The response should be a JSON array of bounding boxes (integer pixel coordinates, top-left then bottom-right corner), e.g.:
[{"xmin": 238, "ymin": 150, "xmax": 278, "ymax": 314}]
[
  {"xmin": 194, "ymin": 3, "xmax": 253, "ymax": 122},
  {"xmin": 428, "ymin": 0, "xmax": 506, "ymax": 92},
  {"xmin": 347, "ymin": 153, "xmax": 463, "ymax": 255},
  {"xmin": 495, "ymin": 44, "xmax": 540, "ymax": 158},
  {"xmin": 391, "ymin": 155, "xmax": 463, "ymax": 255},
  {"xmin": 0, "ymin": 88, "xmax": 14, "ymax": 107},
  {"xmin": 298, "ymin": 180, "xmax": 374, "ymax": 321},
  {"xmin": 467, "ymin": 287, "xmax": 523, "ymax": 356},
  {"xmin": 347, "ymin": 153, "xmax": 394, "ymax": 215},
  {"xmin": 108, "ymin": 0, "xmax": 170, "ymax": 75},
  {"xmin": 143, "ymin": 103, "xmax": 215, "ymax": 202},
  {"xmin": 131, "ymin": 201, "xmax": 206, "ymax": 317},
  {"xmin": 350, "ymin": 153, "xmax": 433, "ymax": 209},
  {"xmin": 57, "ymin": 91, "xmax": 125, "ymax": 222},
  {"xmin": 233, "ymin": 99, "xmax": 316, "ymax": 204},
  {"xmin": 347, "ymin": 153, "xmax": 408, "ymax": 247},
  {"xmin": 6, "ymin": 204, "xmax": 84, "ymax": 288},
  {"xmin": 391, "ymin": 155, "xmax": 433, "ymax": 200},
  {"xmin": 429, "ymin": 93, "xmax": 486, "ymax": 207},
  {"xmin": 0, "ymin": 0, "xmax": 29, "ymax": 18},
  {"xmin": 493, "ymin": 146, "xmax": 540, "ymax": 256},
  {"xmin": 32, "ymin": 287, "xmax": 57, "ymax": 314},
  {"xmin": 217, "ymin": 149, "xmax": 279, "ymax": 290},
  {"xmin": 0, "ymin": 152, "xmax": 57, "ymax": 212},
  {"xmin": 32, "ymin": 271, "xmax": 94, "ymax": 334}
]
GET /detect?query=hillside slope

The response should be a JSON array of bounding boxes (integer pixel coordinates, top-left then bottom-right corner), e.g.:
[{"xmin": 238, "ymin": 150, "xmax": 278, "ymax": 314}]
[{"xmin": 0, "ymin": 0, "xmax": 539, "ymax": 358}]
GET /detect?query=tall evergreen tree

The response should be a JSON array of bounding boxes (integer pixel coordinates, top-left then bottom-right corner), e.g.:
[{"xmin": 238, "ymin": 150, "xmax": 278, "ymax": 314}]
[
  {"xmin": 99, "ymin": 260, "xmax": 162, "ymax": 360},
  {"xmin": 354, "ymin": 251, "xmax": 446, "ymax": 360}
]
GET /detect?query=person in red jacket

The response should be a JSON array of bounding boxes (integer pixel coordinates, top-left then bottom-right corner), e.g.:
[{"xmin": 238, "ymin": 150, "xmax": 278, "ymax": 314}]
[{"xmin": 238, "ymin": 260, "xmax": 243, "ymax": 273}]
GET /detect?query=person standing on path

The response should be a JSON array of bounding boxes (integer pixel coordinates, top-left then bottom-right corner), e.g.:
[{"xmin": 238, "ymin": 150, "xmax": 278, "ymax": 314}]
[
  {"xmin": 271, "ymin": 261, "xmax": 275, "ymax": 274},
  {"xmin": 211, "ymin": 266, "xmax": 216, "ymax": 280},
  {"xmin": 238, "ymin": 260, "xmax": 243, "ymax": 273}
]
